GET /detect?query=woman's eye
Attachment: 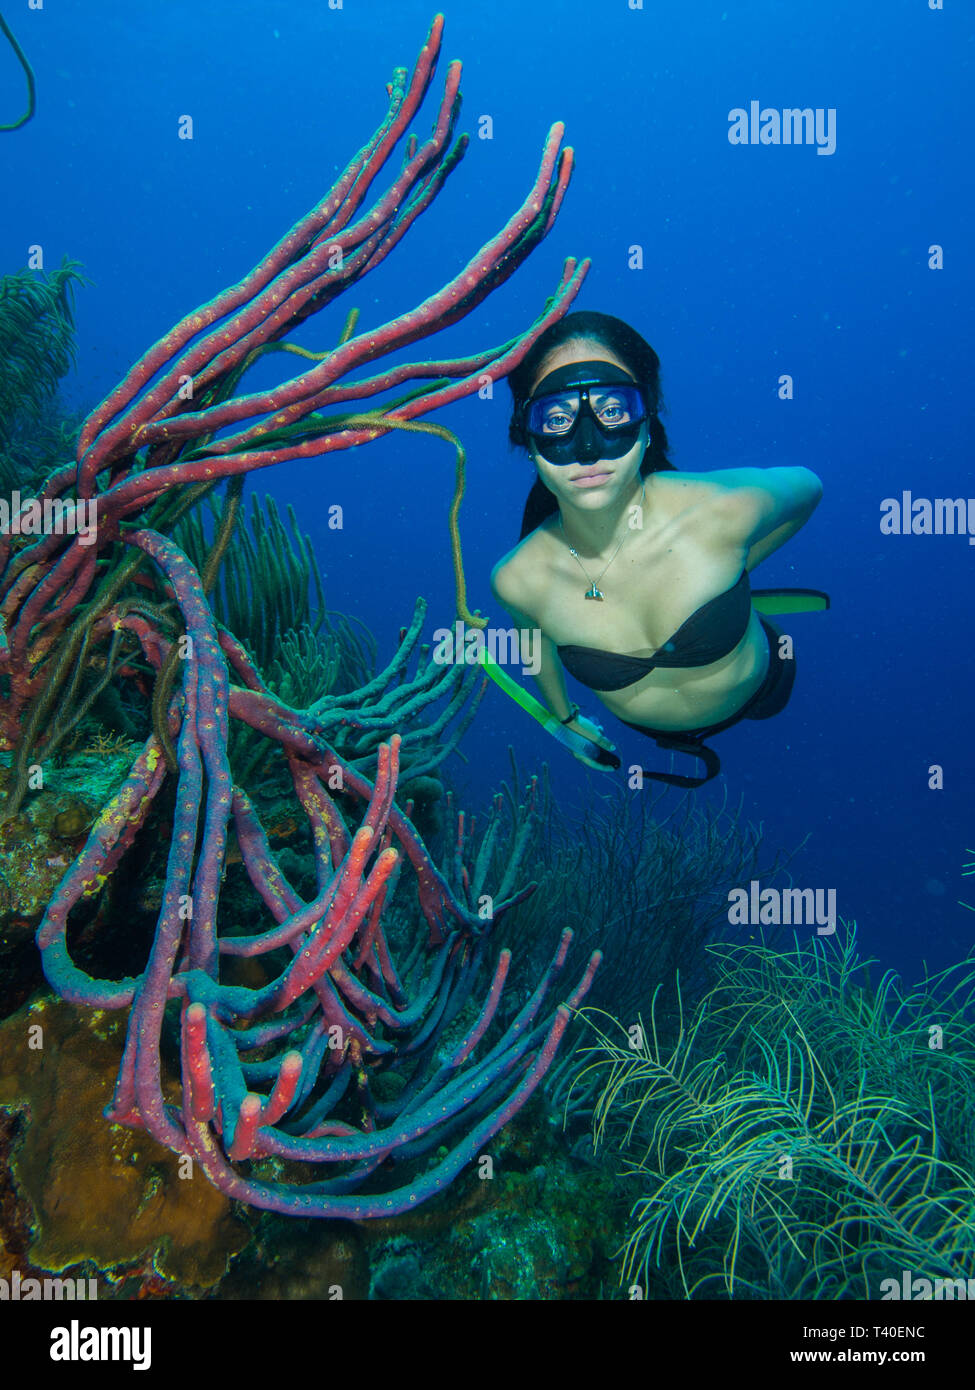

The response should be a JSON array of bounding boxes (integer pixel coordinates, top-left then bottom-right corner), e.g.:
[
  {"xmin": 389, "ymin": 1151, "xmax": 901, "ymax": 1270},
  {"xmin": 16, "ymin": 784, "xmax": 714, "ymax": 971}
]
[
  {"xmin": 591, "ymin": 392, "xmax": 631, "ymax": 426},
  {"xmin": 543, "ymin": 410, "xmax": 573, "ymax": 434}
]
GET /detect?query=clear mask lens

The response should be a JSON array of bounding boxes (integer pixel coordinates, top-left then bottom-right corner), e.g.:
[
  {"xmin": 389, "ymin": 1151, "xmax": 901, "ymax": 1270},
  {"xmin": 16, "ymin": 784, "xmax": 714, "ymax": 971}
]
[{"xmin": 526, "ymin": 384, "xmax": 645, "ymax": 437}]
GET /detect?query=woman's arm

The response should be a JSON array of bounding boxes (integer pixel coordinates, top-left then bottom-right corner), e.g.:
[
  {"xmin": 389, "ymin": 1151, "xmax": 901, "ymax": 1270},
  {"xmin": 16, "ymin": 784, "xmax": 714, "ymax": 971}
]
[
  {"xmin": 744, "ymin": 514, "xmax": 812, "ymax": 571},
  {"xmin": 710, "ymin": 466, "xmax": 823, "ymax": 571},
  {"xmin": 489, "ymin": 562, "xmax": 576, "ymax": 722}
]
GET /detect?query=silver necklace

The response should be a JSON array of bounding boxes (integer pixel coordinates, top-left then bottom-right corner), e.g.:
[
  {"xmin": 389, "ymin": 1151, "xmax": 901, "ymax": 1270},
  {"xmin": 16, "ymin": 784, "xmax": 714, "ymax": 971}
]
[{"xmin": 560, "ymin": 483, "xmax": 645, "ymax": 601}]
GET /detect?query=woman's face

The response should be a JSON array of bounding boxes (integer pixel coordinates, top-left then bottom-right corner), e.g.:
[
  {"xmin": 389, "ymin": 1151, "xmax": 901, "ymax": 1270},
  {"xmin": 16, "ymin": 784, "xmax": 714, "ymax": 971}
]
[{"xmin": 527, "ymin": 337, "xmax": 648, "ymax": 512}]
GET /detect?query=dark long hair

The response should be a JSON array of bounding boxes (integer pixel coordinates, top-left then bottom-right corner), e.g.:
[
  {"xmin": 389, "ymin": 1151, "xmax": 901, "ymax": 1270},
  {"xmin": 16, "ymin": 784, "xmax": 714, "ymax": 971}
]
[{"xmin": 507, "ymin": 311, "xmax": 675, "ymax": 539}]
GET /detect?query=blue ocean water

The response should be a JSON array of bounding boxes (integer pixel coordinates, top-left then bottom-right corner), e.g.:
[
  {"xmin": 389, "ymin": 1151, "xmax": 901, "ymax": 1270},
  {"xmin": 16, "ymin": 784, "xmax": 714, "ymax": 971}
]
[{"xmin": 2, "ymin": 0, "xmax": 972, "ymax": 997}]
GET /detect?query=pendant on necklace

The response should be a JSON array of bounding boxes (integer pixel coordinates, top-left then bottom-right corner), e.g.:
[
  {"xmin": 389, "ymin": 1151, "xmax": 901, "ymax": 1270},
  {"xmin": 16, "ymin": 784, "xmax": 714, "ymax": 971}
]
[{"xmin": 584, "ymin": 585, "xmax": 604, "ymax": 601}]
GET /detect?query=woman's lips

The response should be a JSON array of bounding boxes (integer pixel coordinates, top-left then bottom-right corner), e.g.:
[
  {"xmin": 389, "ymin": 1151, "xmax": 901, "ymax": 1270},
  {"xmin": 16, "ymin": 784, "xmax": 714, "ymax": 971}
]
[{"xmin": 571, "ymin": 472, "xmax": 612, "ymax": 488}]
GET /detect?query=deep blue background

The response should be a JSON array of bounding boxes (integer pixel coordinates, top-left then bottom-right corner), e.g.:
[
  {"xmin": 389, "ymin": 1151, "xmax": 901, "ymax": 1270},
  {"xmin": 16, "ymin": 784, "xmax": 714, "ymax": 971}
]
[{"xmin": 2, "ymin": 0, "xmax": 973, "ymax": 983}]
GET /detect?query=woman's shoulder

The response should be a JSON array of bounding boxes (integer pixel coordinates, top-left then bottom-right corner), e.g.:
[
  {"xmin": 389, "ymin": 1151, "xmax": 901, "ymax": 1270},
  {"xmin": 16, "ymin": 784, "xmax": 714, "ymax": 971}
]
[
  {"xmin": 661, "ymin": 465, "xmax": 821, "ymax": 497},
  {"xmin": 660, "ymin": 465, "xmax": 822, "ymax": 522},
  {"xmin": 652, "ymin": 468, "xmax": 739, "ymax": 497},
  {"xmin": 642, "ymin": 470, "xmax": 736, "ymax": 527},
  {"xmin": 651, "ymin": 468, "xmax": 776, "ymax": 519},
  {"xmin": 490, "ymin": 521, "xmax": 558, "ymax": 610},
  {"xmin": 653, "ymin": 466, "xmax": 822, "ymax": 549}
]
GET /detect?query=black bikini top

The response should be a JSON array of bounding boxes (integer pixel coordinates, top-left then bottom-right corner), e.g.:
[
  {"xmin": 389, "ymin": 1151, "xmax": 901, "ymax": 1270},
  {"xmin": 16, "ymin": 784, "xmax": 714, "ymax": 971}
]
[{"xmin": 558, "ymin": 570, "xmax": 751, "ymax": 692}]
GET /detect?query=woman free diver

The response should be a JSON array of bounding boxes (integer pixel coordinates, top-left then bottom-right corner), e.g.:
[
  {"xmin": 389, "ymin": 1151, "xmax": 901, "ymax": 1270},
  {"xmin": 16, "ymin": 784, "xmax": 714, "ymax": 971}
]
[{"xmin": 490, "ymin": 311, "xmax": 825, "ymax": 788}]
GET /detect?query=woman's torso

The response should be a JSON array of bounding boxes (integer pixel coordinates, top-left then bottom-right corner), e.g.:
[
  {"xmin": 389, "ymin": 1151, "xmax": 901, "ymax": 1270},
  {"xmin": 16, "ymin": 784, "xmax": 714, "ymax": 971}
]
[{"xmin": 503, "ymin": 473, "xmax": 770, "ymax": 731}]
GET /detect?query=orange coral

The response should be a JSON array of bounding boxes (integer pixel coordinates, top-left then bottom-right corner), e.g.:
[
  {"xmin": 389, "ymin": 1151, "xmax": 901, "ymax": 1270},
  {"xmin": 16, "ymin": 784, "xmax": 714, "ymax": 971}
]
[{"xmin": 0, "ymin": 996, "xmax": 248, "ymax": 1289}]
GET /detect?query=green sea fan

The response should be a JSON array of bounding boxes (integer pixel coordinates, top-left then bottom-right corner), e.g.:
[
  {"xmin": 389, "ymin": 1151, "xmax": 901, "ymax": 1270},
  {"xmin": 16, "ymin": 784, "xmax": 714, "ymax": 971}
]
[
  {"xmin": 573, "ymin": 929, "xmax": 975, "ymax": 1299},
  {"xmin": 0, "ymin": 259, "xmax": 88, "ymax": 492},
  {"xmin": 0, "ymin": 259, "xmax": 86, "ymax": 451}
]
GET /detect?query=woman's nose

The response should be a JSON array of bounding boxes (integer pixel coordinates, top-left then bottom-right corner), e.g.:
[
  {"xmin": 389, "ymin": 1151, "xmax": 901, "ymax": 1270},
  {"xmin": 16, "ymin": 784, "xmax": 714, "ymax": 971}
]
[{"xmin": 571, "ymin": 417, "xmax": 603, "ymax": 463}]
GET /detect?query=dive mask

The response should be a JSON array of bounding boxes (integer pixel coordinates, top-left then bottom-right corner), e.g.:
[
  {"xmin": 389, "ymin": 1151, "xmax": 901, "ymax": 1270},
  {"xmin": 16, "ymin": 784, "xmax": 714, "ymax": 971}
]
[{"xmin": 524, "ymin": 360, "xmax": 648, "ymax": 465}]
